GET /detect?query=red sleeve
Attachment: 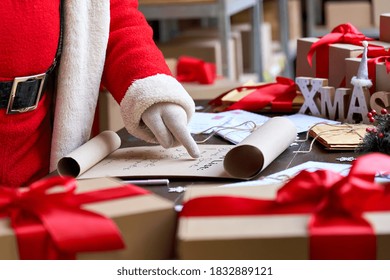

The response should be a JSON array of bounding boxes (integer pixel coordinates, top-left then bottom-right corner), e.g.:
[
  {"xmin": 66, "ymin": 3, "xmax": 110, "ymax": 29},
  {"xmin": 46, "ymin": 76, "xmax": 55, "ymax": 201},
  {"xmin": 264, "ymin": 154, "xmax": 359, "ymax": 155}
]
[{"xmin": 101, "ymin": 0, "xmax": 171, "ymax": 103}]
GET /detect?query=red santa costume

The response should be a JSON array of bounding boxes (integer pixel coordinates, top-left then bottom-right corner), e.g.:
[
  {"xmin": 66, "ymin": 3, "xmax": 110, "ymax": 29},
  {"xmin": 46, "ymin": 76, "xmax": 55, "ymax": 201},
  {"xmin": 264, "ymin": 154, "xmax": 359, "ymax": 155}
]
[{"xmin": 0, "ymin": 0, "xmax": 195, "ymax": 187}]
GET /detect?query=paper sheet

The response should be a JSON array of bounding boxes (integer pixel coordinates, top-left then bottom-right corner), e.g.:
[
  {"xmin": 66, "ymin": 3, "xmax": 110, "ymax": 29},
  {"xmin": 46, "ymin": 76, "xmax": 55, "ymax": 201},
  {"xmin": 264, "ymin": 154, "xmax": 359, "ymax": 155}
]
[
  {"xmin": 59, "ymin": 117, "xmax": 297, "ymax": 180},
  {"xmin": 285, "ymin": 113, "xmax": 340, "ymax": 133},
  {"xmin": 78, "ymin": 145, "xmax": 234, "ymax": 179}
]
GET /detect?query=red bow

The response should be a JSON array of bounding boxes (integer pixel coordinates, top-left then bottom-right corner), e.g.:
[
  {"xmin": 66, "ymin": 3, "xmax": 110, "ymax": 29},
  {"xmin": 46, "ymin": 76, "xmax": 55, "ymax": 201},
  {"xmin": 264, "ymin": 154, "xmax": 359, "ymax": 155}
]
[
  {"xmin": 307, "ymin": 23, "xmax": 373, "ymax": 79},
  {"xmin": 209, "ymin": 76, "xmax": 297, "ymax": 112},
  {"xmin": 176, "ymin": 56, "xmax": 216, "ymax": 84},
  {"xmin": 0, "ymin": 176, "xmax": 149, "ymax": 259},
  {"xmin": 180, "ymin": 153, "xmax": 390, "ymax": 259}
]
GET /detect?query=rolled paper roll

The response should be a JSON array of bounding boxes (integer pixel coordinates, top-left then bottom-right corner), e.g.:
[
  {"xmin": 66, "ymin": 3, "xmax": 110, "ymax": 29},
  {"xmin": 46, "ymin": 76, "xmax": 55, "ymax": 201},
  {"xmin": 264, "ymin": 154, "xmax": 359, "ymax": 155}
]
[
  {"xmin": 57, "ymin": 130, "xmax": 121, "ymax": 177},
  {"xmin": 223, "ymin": 117, "xmax": 297, "ymax": 179}
]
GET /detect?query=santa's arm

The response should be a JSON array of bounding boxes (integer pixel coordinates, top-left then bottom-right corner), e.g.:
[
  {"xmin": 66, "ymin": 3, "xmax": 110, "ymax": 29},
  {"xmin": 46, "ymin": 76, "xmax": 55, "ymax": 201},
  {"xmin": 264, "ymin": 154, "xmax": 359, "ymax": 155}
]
[{"xmin": 101, "ymin": 0, "xmax": 199, "ymax": 157}]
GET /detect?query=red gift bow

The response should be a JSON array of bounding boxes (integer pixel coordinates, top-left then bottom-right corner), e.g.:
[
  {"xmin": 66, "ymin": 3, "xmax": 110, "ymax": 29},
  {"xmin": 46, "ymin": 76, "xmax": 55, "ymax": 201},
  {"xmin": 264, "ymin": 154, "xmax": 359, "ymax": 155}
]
[
  {"xmin": 0, "ymin": 176, "xmax": 149, "ymax": 259},
  {"xmin": 176, "ymin": 56, "xmax": 216, "ymax": 85},
  {"xmin": 307, "ymin": 23, "xmax": 373, "ymax": 80},
  {"xmin": 364, "ymin": 46, "xmax": 390, "ymax": 94},
  {"xmin": 180, "ymin": 153, "xmax": 390, "ymax": 259},
  {"xmin": 209, "ymin": 76, "xmax": 297, "ymax": 112}
]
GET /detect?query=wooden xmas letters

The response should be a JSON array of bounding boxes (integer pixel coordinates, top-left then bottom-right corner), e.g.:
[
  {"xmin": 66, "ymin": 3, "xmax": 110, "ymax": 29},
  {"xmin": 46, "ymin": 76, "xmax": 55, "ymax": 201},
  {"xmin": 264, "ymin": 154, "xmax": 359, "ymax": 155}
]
[{"xmin": 297, "ymin": 77, "xmax": 390, "ymax": 124}]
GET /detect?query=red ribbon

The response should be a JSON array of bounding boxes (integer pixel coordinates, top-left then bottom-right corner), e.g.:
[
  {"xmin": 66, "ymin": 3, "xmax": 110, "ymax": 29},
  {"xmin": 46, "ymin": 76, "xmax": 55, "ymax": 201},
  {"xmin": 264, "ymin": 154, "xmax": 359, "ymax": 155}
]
[
  {"xmin": 209, "ymin": 76, "xmax": 297, "ymax": 112},
  {"xmin": 365, "ymin": 46, "xmax": 390, "ymax": 94},
  {"xmin": 307, "ymin": 23, "xmax": 373, "ymax": 79},
  {"xmin": 0, "ymin": 176, "xmax": 149, "ymax": 259},
  {"xmin": 180, "ymin": 153, "xmax": 390, "ymax": 259},
  {"xmin": 176, "ymin": 56, "xmax": 216, "ymax": 84}
]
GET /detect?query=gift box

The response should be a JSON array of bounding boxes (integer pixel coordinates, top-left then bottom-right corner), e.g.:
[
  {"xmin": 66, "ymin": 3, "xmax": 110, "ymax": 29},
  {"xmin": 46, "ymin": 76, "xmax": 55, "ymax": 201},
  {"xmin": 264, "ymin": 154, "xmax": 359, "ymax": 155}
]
[
  {"xmin": 373, "ymin": 1, "xmax": 390, "ymax": 27},
  {"xmin": 296, "ymin": 37, "xmax": 318, "ymax": 78},
  {"xmin": 346, "ymin": 57, "xmax": 390, "ymax": 93},
  {"xmin": 177, "ymin": 153, "xmax": 390, "ymax": 260},
  {"xmin": 380, "ymin": 14, "xmax": 390, "ymax": 42},
  {"xmin": 328, "ymin": 43, "xmax": 364, "ymax": 87},
  {"xmin": 0, "ymin": 177, "xmax": 176, "ymax": 260}
]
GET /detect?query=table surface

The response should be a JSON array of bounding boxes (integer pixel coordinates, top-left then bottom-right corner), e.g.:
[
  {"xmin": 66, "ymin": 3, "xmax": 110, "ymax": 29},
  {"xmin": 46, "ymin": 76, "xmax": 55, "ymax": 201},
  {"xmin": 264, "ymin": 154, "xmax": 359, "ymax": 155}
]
[{"xmin": 116, "ymin": 100, "xmax": 357, "ymax": 205}]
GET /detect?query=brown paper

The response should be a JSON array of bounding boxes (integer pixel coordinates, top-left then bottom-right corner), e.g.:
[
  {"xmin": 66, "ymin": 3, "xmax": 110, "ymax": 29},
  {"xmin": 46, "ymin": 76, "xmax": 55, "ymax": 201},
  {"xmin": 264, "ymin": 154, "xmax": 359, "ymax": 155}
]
[
  {"xmin": 223, "ymin": 117, "xmax": 297, "ymax": 179},
  {"xmin": 57, "ymin": 130, "xmax": 121, "ymax": 177},
  {"xmin": 0, "ymin": 177, "xmax": 176, "ymax": 260},
  {"xmin": 177, "ymin": 184, "xmax": 390, "ymax": 260},
  {"xmin": 309, "ymin": 123, "xmax": 371, "ymax": 150}
]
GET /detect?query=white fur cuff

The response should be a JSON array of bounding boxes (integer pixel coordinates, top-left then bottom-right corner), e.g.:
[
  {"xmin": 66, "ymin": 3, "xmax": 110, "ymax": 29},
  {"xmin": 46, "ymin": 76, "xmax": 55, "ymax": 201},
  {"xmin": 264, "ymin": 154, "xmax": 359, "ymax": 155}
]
[{"xmin": 120, "ymin": 74, "xmax": 195, "ymax": 143}]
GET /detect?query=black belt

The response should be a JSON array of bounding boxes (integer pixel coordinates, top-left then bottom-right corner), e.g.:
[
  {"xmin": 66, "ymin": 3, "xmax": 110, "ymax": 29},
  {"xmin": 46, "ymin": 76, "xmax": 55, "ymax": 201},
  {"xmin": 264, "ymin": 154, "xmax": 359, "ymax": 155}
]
[{"xmin": 0, "ymin": 1, "xmax": 63, "ymax": 114}]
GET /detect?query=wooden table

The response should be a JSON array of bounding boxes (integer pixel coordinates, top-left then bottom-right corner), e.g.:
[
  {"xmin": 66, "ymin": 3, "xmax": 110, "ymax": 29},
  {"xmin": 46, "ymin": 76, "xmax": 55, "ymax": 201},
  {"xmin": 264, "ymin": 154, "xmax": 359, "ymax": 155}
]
[{"xmin": 116, "ymin": 100, "xmax": 357, "ymax": 205}]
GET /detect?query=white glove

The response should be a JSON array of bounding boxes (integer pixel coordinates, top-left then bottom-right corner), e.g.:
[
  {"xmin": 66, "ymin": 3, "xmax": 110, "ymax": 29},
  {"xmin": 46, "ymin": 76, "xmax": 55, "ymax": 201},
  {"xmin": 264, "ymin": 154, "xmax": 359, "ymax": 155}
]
[{"xmin": 141, "ymin": 102, "xmax": 200, "ymax": 158}]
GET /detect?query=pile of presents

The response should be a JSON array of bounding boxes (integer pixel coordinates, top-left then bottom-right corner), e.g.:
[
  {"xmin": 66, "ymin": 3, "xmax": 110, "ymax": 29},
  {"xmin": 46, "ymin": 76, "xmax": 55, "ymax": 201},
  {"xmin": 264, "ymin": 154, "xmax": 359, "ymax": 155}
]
[{"xmin": 1, "ymin": 153, "xmax": 390, "ymax": 260}]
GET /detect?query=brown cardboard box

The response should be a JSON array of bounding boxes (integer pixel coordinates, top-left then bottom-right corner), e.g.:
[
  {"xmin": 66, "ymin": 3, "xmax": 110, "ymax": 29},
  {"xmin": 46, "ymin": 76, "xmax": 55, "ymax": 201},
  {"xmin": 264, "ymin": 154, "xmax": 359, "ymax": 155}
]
[
  {"xmin": 380, "ymin": 13, "xmax": 390, "ymax": 42},
  {"xmin": 176, "ymin": 184, "xmax": 390, "ymax": 260},
  {"xmin": 158, "ymin": 36, "xmax": 237, "ymax": 79},
  {"xmin": 174, "ymin": 28, "xmax": 244, "ymax": 80},
  {"xmin": 98, "ymin": 89, "xmax": 124, "ymax": 132},
  {"xmin": 373, "ymin": 0, "xmax": 390, "ymax": 27},
  {"xmin": 232, "ymin": 22, "xmax": 273, "ymax": 73},
  {"xmin": 328, "ymin": 43, "xmax": 364, "ymax": 87},
  {"xmin": 325, "ymin": 1, "xmax": 372, "ymax": 29},
  {"xmin": 0, "ymin": 178, "xmax": 176, "ymax": 260},
  {"xmin": 346, "ymin": 57, "xmax": 390, "ymax": 92},
  {"xmin": 262, "ymin": 0, "xmax": 302, "ymax": 41},
  {"xmin": 296, "ymin": 37, "xmax": 318, "ymax": 78}
]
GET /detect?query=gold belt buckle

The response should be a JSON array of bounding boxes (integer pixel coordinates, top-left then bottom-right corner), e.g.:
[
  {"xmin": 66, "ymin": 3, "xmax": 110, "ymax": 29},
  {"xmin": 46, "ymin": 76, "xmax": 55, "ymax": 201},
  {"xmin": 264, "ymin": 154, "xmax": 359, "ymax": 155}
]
[{"xmin": 6, "ymin": 73, "xmax": 46, "ymax": 114}]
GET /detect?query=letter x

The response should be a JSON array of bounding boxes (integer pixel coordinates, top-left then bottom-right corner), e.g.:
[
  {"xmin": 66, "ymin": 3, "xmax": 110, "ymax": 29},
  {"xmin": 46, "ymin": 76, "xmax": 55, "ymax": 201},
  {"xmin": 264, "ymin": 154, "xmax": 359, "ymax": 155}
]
[{"xmin": 296, "ymin": 77, "xmax": 327, "ymax": 116}]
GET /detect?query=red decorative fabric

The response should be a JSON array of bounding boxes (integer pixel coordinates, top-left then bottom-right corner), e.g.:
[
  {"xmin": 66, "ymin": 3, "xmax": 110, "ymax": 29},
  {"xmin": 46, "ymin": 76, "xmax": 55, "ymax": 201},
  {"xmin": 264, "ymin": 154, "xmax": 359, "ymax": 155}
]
[
  {"xmin": 176, "ymin": 56, "xmax": 216, "ymax": 84},
  {"xmin": 0, "ymin": 1, "xmax": 60, "ymax": 187},
  {"xmin": 102, "ymin": 0, "xmax": 172, "ymax": 104},
  {"xmin": 209, "ymin": 76, "xmax": 297, "ymax": 112},
  {"xmin": 307, "ymin": 23, "xmax": 373, "ymax": 79},
  {"xmin": 0, "ymin": 176, "xmax": 150, "ymax": 259},
  {"xmin": 180, "ymin": 153, "xmax": 390, "ymax": 260}
]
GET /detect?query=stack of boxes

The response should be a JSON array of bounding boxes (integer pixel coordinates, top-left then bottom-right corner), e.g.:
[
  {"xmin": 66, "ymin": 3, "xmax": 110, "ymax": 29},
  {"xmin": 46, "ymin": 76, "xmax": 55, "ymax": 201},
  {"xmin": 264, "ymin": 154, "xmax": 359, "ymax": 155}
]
[{"xmin": 297, "ymin": 14, "xmax": 390, "ymax": 93}]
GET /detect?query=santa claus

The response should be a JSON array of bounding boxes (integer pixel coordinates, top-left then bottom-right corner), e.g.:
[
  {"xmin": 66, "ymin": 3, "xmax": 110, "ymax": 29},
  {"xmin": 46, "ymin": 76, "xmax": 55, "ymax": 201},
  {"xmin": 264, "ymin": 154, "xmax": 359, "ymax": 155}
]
[{"xmin": 0, "ymin": 0, "xmax": 199, "ymax": 187}]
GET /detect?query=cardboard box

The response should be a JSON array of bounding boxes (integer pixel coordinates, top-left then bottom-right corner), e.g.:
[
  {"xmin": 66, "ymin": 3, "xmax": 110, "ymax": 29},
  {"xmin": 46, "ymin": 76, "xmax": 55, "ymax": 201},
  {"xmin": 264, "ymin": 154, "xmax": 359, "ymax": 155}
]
[
  {"xmin": 373, "ymin": 0, "xmax": 390, "ymax": 27},
  {"xmin": 346, "ymin": 57, "xmax": 390, "ymax": 93},
  {"xmin": 177, "ymin": 28, "xmax": 244, "ymax": 80},
  {"xmin": 98, "ymin": 89, "xmax": 124, "ymax": 132},
  {"xmin": 177, "ymin": 184, "xmax": 390, "ymax": 260},
  {"xmin": 380, "ymin": 13, "xmax": 390, "ymax": 42},
  {"xmin": 325, "ymin": 1, "xmax": 372, "ymax": 29},
  {"xmin": 262, "ymin": 0, "xmax": 302, "ymax": 41},
  {"xmin": 0, "ymin": 178, "xmax": 176, "ymax": 260},
  {"xmin": 328, "ymin": 43, "xmax": 364, "ymax": 87},
  {"xmin": 232, "ymin": 22, "xmax": 273, "ymax": 73},
  {"xmin": 296, "ymin": 37, "xmax": 318, "ymax": 78},
  {"xmin": 158, "ymin": 36, "xmax": 237, "ymax": 79}
]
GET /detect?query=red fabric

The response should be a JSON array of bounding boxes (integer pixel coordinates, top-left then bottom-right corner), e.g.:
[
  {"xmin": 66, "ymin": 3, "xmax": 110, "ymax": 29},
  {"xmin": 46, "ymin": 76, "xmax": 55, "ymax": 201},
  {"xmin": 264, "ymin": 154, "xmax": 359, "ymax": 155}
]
[
  {"xmin": 101, "ymin": 0, "xmax": 172, "ymax": 104},
  {"xmin": 176, "ymin": 56, "xmax": 216, "ymax": 84},
  {"xmin": 180, "ymin": 153, "xmax": 390, "ymax": 260},
  {"xmin": 307, "ymin": 23, "xmax": 373, "ymax": 79},
  {"xmin": 209, "ymin": 77, "xmax": 297, "ymax": 112},
  {"xmin": 0, "ymin": 1, "xmax": 60, "ymax": 187},
  {"xmin": 0, "ymin": 176, "xmax": 150, "ymax": 259}
]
